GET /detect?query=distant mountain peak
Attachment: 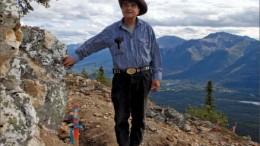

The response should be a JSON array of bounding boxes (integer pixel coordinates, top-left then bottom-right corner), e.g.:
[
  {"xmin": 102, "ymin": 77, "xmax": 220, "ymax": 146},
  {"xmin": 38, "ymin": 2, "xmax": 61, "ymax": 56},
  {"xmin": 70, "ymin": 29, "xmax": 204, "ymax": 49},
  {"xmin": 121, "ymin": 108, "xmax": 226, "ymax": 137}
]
[
  {"xmin": 159, "ymin": 35, "xmax": 186, "ymax": 40},
  {"xmin": 205, "ymin": 32, "xmax": 237, "ymax": 38},
  {"xmin": 157, "ymin": 35, "xmax": 186, "ymax": 49},
  {"xmin": 204, "ymin": 32, "xmax": 255, "ymax": 41}
]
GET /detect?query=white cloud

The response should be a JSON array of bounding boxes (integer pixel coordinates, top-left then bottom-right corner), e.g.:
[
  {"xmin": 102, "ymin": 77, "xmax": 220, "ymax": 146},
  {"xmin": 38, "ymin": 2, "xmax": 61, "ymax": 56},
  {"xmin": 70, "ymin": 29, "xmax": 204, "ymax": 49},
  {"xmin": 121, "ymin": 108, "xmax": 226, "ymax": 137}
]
[
  {"xmin": 21, "ymin": 0, "xmax": 259, "ymax": 44},
  {"xmin": 153, "ymin": 26, "xmax": 259, "ymax": 40}
]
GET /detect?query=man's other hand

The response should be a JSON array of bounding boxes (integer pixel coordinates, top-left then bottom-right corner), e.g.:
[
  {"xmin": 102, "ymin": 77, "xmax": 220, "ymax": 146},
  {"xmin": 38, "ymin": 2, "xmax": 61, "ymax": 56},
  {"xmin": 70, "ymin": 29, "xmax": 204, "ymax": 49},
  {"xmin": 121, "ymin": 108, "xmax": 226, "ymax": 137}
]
[{"xmin": 151, "ymin": 79, "xmax": 160, "ymax": 92}]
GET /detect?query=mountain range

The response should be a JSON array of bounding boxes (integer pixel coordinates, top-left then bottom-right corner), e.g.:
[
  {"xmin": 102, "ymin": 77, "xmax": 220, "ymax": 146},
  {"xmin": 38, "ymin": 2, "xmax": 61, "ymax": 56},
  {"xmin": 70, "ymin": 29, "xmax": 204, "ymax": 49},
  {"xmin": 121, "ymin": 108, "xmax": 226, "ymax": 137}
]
[{"xmin": 67, "ymin": 32, "xmax": 259, "ymax": 94}]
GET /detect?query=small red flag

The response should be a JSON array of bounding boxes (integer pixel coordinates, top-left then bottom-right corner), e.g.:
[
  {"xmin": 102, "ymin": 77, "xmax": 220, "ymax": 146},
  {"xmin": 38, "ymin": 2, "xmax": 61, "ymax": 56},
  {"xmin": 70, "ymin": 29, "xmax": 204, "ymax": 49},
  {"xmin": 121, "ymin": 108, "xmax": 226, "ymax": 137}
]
[
  {"xmin": 232, "ymin": 122, "xmax": 237, "ymax": 133},
  {"xmin": 215, "ymin": 120, "xmax": 219, "ymax": 132}
]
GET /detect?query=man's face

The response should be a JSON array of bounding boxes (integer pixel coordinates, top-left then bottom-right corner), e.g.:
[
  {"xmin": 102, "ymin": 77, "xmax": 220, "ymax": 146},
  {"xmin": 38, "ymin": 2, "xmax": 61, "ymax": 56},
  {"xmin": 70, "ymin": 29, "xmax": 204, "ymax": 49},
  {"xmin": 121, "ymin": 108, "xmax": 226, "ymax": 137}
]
[{"xmin": 122, "ymin": 1, "xmax": 140, "ymax": 19}]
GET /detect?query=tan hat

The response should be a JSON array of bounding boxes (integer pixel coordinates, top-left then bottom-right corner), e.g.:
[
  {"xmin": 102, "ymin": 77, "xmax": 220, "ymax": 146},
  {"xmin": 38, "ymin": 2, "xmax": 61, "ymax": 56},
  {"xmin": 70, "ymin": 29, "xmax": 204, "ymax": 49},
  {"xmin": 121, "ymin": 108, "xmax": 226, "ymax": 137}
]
[{"xmin": 118, "ymin": 0, "xmax": 148, "ymax": 16}]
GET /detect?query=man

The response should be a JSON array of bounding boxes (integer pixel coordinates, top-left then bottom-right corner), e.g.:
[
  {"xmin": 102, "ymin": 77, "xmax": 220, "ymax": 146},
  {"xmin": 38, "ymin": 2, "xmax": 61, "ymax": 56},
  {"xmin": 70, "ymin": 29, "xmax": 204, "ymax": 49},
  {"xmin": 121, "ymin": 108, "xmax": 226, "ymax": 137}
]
[{"xmin": 63, "ymin": 0, "xmax": 162, "ymax": 145}]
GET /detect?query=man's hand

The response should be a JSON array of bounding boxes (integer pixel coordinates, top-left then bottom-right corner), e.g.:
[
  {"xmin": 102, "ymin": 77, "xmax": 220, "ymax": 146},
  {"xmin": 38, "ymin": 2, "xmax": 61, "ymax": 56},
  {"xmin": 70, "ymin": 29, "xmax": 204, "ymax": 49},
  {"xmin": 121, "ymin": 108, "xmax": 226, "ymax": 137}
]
[
  {"xmin": 151, "ymin": 79, "xmax": 160, "ymax": 92},
  {"xmin": 62, "ymin": 56, "xmax": 76, "ymax": 69}
]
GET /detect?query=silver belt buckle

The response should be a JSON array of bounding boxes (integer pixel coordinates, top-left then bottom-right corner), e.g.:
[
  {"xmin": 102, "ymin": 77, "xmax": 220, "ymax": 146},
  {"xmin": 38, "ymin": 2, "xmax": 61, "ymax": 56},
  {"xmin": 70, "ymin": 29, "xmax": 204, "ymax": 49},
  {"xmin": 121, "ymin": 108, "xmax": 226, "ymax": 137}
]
[{"xmin": 126, "ymin": 68, "xmax": 136, "ymax": 74}]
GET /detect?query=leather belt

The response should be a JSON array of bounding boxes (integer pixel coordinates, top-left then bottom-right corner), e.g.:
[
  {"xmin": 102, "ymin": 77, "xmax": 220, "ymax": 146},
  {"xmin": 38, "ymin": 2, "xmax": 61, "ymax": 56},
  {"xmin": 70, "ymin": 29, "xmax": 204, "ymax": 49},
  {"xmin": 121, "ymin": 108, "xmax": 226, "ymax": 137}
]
[{"xmin": 113, "ymin": 66, "xmax": 150, "ymax": 75}]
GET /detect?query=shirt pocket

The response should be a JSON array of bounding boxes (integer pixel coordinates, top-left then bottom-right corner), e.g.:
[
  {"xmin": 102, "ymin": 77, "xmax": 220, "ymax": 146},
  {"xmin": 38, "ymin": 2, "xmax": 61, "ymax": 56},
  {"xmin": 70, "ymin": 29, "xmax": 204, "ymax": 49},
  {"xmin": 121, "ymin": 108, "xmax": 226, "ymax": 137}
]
[
  {"xmin": 110, "ymin": 42, "xmax": 126, "ymax": 56},
  {"xmin": 138, "ymin": 38, "xmax": 150, "ymax": 53}
]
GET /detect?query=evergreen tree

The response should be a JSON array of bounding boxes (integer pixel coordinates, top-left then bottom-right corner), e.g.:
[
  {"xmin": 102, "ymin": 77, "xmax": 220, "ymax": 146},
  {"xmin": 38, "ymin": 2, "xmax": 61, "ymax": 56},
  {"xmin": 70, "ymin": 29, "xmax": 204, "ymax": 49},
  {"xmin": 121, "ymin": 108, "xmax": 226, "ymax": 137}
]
[
  {"xmin": 96, "ymin": 66, "xmax": 105, "ymax": 82},
  {"xmin": 96, "ymin": 66, "xmax": 111, "ymax": 86},
  {"xmin": 204, "ymin": 80, "xmax": 215, "ymax": 111},
  {"xmin": 81, "ymin": 68, "xmax": 88, "ymax": 79},
  {"xmin": 186, "ymin": 80, "xmax": 228, "ymax": 127}
]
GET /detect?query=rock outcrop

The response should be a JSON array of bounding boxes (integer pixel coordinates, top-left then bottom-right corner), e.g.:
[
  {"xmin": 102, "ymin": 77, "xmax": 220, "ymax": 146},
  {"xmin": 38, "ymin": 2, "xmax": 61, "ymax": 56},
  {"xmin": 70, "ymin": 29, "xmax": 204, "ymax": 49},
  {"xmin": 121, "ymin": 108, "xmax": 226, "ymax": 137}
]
[
  {"xmin": 0, "ymin": 0, "xmax": 67, "ymax": 145},
  {"xmin": 54, "ymin": 75, "xmax": 259, "ymax": 146}
]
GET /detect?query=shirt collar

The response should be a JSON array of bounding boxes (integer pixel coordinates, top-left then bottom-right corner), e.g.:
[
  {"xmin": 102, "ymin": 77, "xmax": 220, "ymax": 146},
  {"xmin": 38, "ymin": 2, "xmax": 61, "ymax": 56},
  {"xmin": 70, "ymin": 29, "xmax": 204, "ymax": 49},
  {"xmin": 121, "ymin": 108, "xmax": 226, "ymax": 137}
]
[{"xmin": 118, "ymin": 17, "xmax": 143, "ymax": 29}]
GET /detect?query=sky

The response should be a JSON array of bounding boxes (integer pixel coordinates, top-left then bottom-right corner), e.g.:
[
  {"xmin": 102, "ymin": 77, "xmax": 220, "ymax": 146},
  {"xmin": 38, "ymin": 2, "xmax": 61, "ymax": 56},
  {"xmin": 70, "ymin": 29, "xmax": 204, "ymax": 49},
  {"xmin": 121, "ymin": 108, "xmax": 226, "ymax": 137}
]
[{"xmin": 21, "ymin": 0, "xmax": 259, "ymax": 44}]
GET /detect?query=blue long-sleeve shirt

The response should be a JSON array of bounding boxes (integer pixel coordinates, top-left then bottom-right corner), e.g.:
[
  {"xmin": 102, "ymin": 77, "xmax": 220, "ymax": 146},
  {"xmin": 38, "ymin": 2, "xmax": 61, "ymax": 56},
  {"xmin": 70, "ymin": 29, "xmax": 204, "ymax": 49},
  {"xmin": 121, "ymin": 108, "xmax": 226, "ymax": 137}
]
[{"xmin": 70, "ymin": 18, "xmax": 162, "ymax": 80}]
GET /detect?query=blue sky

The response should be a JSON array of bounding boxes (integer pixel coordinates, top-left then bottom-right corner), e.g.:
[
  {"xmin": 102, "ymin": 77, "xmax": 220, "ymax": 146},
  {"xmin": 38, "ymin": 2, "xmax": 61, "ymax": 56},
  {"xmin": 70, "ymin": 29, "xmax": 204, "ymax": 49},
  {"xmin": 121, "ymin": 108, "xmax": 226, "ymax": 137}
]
[{"xmin": 21, "ymin": 0, "xmax": 259, "ymax": 44}]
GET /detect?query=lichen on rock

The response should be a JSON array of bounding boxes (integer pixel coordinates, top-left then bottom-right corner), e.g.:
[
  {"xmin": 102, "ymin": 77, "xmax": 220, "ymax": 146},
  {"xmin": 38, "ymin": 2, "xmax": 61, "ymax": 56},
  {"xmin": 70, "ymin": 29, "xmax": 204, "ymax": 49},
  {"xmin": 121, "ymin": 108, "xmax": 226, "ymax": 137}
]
[{"xmin": 0, "ymin": 0, "xmax": 67, "ymax": 145}]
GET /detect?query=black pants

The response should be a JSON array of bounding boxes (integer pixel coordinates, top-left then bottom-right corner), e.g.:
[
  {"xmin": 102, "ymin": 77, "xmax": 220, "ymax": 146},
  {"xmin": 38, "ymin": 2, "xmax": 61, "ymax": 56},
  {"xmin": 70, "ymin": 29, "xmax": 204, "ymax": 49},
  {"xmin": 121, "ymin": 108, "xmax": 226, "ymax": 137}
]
[{"xmin": 111, "ymin": 70, "xmax": 152, "ymax": 146}]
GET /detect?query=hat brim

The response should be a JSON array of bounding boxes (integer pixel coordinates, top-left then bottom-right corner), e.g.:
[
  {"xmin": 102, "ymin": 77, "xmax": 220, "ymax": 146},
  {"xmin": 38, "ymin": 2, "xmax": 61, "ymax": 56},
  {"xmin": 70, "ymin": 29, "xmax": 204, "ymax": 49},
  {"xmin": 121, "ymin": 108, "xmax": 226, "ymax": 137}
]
[{"xmin": 118, "ymin": 0, "xmax": 148, "ymax": 16}]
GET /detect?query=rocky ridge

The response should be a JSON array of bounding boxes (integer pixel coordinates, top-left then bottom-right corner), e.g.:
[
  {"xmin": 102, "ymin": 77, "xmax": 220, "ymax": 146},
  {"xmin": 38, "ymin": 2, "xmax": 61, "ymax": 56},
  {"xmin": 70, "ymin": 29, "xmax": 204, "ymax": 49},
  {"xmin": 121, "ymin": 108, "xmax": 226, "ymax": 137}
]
[{"xmin": 52, "ymin": 74, "xmax": 259, "ymax": 146}]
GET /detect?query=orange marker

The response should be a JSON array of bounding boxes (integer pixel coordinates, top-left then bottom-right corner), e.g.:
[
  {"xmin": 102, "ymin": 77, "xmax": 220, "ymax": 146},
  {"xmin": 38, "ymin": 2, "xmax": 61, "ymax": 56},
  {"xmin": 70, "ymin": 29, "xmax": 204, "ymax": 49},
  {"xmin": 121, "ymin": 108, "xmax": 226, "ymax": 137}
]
[{"xmin": 73, "ymin": 104, "xmax": 79, "ymax": 146}]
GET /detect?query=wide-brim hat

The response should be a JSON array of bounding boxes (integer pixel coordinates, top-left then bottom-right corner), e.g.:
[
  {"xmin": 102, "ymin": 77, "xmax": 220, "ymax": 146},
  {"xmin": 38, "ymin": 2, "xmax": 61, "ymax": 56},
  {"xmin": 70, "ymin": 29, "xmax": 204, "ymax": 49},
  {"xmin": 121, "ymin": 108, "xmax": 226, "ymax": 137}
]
[{"xmin": 118, "ymin": 0, "xmax": 148, "ymax": 16}]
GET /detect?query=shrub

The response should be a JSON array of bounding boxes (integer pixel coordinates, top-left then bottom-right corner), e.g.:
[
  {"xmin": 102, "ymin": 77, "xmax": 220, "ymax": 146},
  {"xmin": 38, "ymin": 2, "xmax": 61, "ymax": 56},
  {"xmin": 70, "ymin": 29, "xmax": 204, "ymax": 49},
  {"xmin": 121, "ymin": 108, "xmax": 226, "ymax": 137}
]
[
  {"xmin": 186, "ymin": 81, "xmax": 229, "ymax": 128},
  {"xmin": 186, "ymin": 104, "xmax": 228, "ymax": 127}
]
